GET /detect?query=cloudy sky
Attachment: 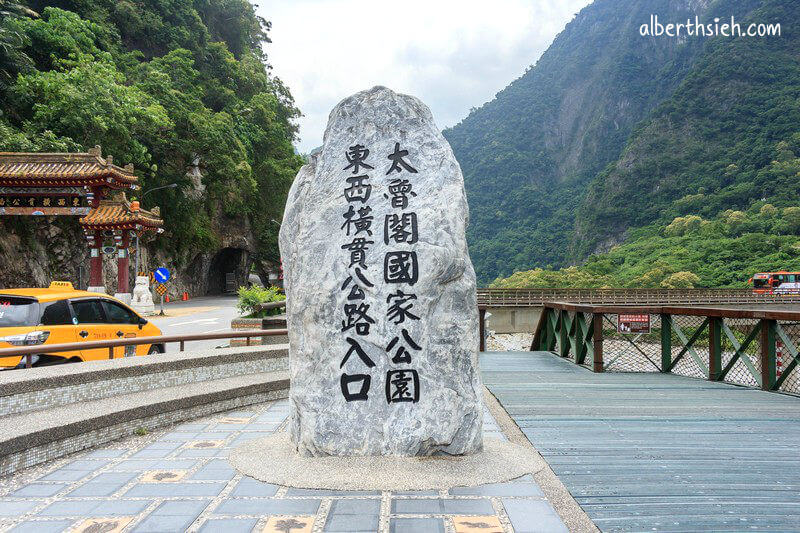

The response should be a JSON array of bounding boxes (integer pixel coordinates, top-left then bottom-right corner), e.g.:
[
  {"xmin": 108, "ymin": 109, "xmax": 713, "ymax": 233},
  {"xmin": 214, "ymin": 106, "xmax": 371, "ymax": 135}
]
[{"xmin": 257, "ymin": 0, "xmax": 592, "ymax": 153}]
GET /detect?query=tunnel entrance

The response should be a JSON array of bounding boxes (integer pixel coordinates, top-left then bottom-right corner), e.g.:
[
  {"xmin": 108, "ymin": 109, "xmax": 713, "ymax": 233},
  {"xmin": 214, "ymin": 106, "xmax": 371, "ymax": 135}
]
[{"xmin": 207, "ymin": 247, "xmax": 247, "ymax": 295}]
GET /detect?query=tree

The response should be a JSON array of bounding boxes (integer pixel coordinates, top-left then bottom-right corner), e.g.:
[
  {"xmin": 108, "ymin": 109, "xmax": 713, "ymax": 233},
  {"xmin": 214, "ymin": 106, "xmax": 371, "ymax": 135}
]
[
  {"xmin": 661, "ymin": 271, "xmax": 701, "ymax": 289},
  {"xmin": 0, "ymin": 0, "xmax": 37, "ymax": 86}
]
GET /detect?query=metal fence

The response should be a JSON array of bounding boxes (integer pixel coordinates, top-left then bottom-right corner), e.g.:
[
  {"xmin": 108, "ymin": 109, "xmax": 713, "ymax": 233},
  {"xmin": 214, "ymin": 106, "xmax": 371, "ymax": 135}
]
[
  {"xmin": 478, "ymin": 288, "xmax": 800, "ymax": 307},
  {"xmin": 0, "ymin": 329, "xmax": 288, "ymax": 369},
  {"xmin": 532, "ymin": 302, "xmax": 800, "ymax": 395}
]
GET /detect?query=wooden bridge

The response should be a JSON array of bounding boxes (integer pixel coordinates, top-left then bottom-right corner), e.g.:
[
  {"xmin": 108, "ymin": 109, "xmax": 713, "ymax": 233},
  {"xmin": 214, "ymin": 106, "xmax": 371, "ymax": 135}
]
[
  {"xmin": 481, "ymin": 295, "xmax": 800, "ymax": 530},
  {"xmin": 477, "ymin": 288, "xmax": 800, "ymax": 307},
  {"xmin": 481, "ymin": 350, "xmax": 800, "ymax": 531}
]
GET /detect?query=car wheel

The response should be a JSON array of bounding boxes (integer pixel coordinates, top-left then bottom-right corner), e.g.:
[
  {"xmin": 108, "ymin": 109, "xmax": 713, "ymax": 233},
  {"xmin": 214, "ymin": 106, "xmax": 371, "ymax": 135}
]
[{"xmin": 147, "ymin": 345, "xmax": 163, "ymax": 355}]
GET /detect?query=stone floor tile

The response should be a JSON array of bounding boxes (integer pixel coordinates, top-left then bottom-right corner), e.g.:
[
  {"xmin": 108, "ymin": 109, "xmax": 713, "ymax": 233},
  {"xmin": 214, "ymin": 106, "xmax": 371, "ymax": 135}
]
[
  {"xmin": 392, "ymin": 498, "xmax": 493, "ymax": 515},
  {"xmin": 190, "ymin": 465, "xmax": 235, "ymax": 481},
  {"xmin": 91, "ymin": 473, "xmax": 140, "ymax": 484},
  {"xmin": 85, "ymin": 449, "xmax": 127, "ymax": 458},
  {"xmin": 38, "ymin": 468, "xmax": 89, "ymax": 482},
  {"xmin": 391, "ymin": 498, "xmax": 440, "ymax": 514},
  {"xmin": 132, "ymin": 500, "xmax": 210, "ymax": 532},
  {"xmin": 263, "ymin": 516, "xmax": 314, "ymax": 533},
  {"xmin": 91, "ymin": 499, "xmax": 153, "ymax": 516},
  {"xmin": 213, "ymin": 498, "xmax": 321, "ymax": 516},
  {"xmin": 106, "ymin": 460, "xmax": 159, "ymax": 472},
  {"xmin": 230, "ymin": 432, "xmax": 273, "ymax": 446},
  {"xmin": 124, "ymin": 482, "xmax": 225, "ymax": 497},
  {"xmin": 212, "ymin": 423, "xmax": 249, "ymax": 431},
  {"xmin": 10, "ymin": 483, "xmax": 67, "ymax": 497},
  {"xmin": 37, "ymin": 500, "xmax": 100, "ymax": 517},
  {"xmin": 66, "ymin": 483, "xmax": 125, "ymax": 497},
  {"xmin": 0, "ymin": 501, "xmax": 41, "ymax": 516},
  {"xmin": 149, "ymin": 499, "xmax": 210, "ymax": 516},
  {"xmin": 60, "ymin": 459, "xmax": 111, "ymax": 471},
  {"xmin": 230, "ymin": 478, "xmax": 279, "ymax": 497},
  {"xmin": 242, "ymin": 423, "xmax": 280, "ymax": 431},
  {"xmin": 193, "ymin": 432, "xmax": 231, "ymax": 439},
  {"xmin": 389, "ymin": 518, "xmax": 445, "ymax": 533},
  {"xmin": 142, "ymin": 441, "xmax": 184, "ymax": 451},
  {"xmin": 441, "ymin": 499, "xmax": 495, "ymax": 515},
  {"xmin": 324, "ymin": 513, "xmax": 379, "ymax": 532},
  {"xmin": 139, "ymin": 470, "xmax": 187, "ymax": 483},
  {"xmin": 329, "ymin": 498, "xmax": 381, "ymax": 515},
  {"xmin": 129, "ymin": 448, "xmax": 173, "ymax": 459},
  {"xmin": 174, "ymin": 423, "xmax": 207, "ymax": 431},
  {"xmin": 151, "ymin": 460, "xmax": 199, "ymax": 470},
  {"xmin": 160, "ymin": 432, "xmax": 198, "ymax": 441},
  {"xmin": 452, "ymin": 515, "xmax": 503, "ymax": 533},
  {"xmin": 199, "ymin": 517, "xmax": 260, "ymax": 532},
  {"xmin": 8, "ymin": 519, "xmax": 75, "ymax": 532},
  {"xmin": 131, "ymin": 513, "xmax": 197, "ymax": 532},
  {"xmin": 449, "ymin": 482, "xmax": 544, "ymax": 497},
  {"xmin": 501, "ymin": 499, "xmax": 568, "ymax": 533},
  {"xmin": 286, "ymin": 488, "xmax": 380, "ymax": 497},
  {"xmin": 177, "ymin": 448, "xmax": 221, "ymax": 458},
  {"xmin": 73, "ymin": 517, "xmax": 133, "ymax": 533}
]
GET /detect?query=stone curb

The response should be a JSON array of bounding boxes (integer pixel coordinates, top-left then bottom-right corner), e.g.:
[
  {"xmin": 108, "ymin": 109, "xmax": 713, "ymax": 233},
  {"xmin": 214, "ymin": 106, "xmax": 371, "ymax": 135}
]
[
  {"xmin": 0, "ymin": 372, "xmax": 289, "ymax": 455},
  {"xmin": 0, "ymin": 345, "xmax": 288, "ymax": 397}
]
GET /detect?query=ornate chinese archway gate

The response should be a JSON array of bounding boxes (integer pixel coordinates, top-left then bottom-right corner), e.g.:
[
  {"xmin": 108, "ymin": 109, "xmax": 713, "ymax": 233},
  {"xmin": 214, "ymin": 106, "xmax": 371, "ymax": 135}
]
[{"xmin": 0, "ymin": 146, "xmax": 163, "ymax": 299}]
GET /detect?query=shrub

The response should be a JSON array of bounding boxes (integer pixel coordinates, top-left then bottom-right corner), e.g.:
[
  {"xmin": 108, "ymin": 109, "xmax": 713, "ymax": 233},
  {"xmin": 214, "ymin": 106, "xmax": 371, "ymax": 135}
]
[{"xmin": 237, "ymin": 285, "xmax": 285, "ymax": 317}]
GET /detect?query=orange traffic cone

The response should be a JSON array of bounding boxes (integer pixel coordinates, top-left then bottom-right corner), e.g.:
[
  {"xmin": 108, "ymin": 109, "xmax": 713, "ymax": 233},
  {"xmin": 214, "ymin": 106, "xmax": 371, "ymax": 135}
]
[
  {"xmin": 182, "ymin": 292, "xmax": 189, "ymax": 301},
  {"xmin": 165, "ymin": 295, "xmax": 170, "ymax": 303}
]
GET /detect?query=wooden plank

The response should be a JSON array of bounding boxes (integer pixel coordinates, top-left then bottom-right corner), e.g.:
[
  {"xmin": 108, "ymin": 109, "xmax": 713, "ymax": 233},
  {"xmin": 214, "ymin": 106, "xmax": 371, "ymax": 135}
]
[{"xmin": 481, "ymin": 351, "xmax": 800, "ymax": 532}]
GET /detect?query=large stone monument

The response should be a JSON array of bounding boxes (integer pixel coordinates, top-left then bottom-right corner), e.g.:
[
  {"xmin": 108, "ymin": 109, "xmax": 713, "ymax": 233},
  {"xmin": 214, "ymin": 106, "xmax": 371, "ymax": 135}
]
[{"xmin": 279, "ymin": 86, "xmax": 483, "ymax": 456}]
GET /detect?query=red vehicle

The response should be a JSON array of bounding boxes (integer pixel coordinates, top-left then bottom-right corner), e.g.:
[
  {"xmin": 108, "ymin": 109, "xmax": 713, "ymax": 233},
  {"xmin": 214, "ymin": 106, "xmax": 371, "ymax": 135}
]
[{"xmin": 750, "ymin": 271, "xmax": 800, "ymax": 294}]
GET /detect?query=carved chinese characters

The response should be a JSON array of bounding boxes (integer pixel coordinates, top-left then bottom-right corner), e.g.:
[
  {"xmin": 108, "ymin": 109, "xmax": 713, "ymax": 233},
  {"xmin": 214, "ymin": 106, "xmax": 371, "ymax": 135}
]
[{"xmin": 280, "ymin": 86, "xmax": 483, "ymax": 456}]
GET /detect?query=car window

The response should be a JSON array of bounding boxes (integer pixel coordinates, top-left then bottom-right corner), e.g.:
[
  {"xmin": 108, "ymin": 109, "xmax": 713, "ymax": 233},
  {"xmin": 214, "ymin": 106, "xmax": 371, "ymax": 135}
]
[
  {"xmin": 0, "ymin": 296, "xmax": 39, "ymax": 327},
  {"xmin": 101, "ymin": 300, "xmax": 139, "ymax": 324},
  {"xmin": 40, "ymin": 300, "xmax": 73, "ymax": 326},
  {"xmin": 71, "ymin": 299, "xmax": 105, "ymax": 324}
]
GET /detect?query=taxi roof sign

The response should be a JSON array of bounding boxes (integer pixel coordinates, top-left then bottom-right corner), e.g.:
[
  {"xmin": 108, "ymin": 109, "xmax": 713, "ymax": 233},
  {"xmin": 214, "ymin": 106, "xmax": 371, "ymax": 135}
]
[{"xmin": 48, "ymin": 281, "xmax": 74, "ymax": 290}]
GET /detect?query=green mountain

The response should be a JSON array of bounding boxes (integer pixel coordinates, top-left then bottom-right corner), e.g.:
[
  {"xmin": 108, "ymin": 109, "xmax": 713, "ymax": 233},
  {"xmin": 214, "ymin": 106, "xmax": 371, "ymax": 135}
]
[
  {"xmin": 444, "ymin": 0, "xmax": 793, "ymax": 285},
  {"xmin": 573, "ymin": 0, "xmax": 800, "ymax": 259},
  {"xmin": 492, "ymin": 137, "xmax": 800, "ymax": 289}
]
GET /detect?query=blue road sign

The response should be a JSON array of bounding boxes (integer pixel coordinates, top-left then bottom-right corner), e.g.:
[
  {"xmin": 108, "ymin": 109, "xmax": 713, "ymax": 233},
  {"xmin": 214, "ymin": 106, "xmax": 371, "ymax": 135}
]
[{"xmin": 154, "ymin": 267, "xmax": 171, "ymax": 283}]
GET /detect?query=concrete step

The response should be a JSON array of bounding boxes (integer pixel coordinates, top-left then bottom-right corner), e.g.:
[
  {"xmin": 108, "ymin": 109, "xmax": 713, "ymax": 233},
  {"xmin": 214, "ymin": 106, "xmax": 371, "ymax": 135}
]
[
  {"xmin": 0, "ymin": 370, "xmax": 289, "ymax": 476},
  {"xmin": 0, "ymin": 344, "xmax": 288, "ymax": 417}
]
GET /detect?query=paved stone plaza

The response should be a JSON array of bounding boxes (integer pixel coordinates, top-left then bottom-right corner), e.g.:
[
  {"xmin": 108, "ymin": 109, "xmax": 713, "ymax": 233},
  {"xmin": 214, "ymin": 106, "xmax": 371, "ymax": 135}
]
[{"xmin": 0, "ymin": 400, "xmax": 567, "ymax": 532}]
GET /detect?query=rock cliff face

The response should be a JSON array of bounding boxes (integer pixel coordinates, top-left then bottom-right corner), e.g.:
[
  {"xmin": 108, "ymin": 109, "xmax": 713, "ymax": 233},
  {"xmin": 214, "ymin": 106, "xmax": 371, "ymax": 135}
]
[
  {"xmin": 443, "ymin": 0, "xmax": 724, "ymax": 283},
  {"xmin": 280, "ymin": 87, "xmax": 483, "ymax": 456},
  {"xmin": 0, "ymin": 207, "xmax": 259, "ymax": 299},
  {"xmin": 0, "ymin": 218, "xmax": 86, "ymax": 289}
]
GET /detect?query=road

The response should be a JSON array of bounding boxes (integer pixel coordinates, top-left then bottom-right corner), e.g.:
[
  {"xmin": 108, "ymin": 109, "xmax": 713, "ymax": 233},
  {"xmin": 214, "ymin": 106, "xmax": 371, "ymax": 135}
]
[{"xmin": 147, "ymin": 294, "xmax": 241, "ymax": 352}]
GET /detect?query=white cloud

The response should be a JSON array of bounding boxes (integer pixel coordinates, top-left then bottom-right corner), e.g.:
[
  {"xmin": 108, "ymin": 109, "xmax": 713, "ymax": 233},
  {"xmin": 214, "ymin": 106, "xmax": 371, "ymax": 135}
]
[{"xmin": 257, "ymin": 0, "xmax": 591, "ymax": 152}]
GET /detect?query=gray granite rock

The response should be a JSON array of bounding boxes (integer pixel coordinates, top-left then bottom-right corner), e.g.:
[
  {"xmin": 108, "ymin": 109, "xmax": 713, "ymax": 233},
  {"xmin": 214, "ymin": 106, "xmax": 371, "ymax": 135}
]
[{"xmin": 279, "ymin": 86, "xmax": 482, "ymax": 456}]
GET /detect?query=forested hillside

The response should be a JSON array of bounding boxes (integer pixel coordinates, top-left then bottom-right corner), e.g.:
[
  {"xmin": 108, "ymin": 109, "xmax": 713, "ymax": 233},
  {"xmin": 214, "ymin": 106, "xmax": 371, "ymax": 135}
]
[
  {"xmin": 492, "ymin": 133, "xmax": 800, "ymax": 288},
  {"xmin": 573, "ymin": 0, "xmax": 800, "ymax": 260},
  {"xmin": 444, "ymin": 0, "xmax": 795, "ymax": 286},
  {"xmin": 0, "ymin": 0, "xmax": 302, "ymax": 289}
]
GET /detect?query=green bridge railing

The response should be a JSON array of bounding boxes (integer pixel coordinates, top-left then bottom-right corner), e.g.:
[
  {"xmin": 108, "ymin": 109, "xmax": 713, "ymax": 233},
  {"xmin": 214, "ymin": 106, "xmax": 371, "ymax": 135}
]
[{"xmin": 531, "ymin": 302, "xmax": 800, "ymax": 395}]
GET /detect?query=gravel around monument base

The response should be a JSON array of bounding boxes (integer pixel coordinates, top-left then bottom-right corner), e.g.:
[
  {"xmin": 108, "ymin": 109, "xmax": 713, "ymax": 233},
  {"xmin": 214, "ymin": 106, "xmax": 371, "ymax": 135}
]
[{"xmin": 230, "ymin": 431, "xmax": 545, "ymax": 491}]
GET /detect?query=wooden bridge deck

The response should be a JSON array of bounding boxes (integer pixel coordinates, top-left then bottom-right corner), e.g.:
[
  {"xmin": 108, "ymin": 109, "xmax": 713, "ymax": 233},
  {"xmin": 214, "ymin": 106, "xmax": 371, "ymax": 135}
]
[{"xmin": 480, "ymin": 351, "xmax": 800, "ymax": 532}]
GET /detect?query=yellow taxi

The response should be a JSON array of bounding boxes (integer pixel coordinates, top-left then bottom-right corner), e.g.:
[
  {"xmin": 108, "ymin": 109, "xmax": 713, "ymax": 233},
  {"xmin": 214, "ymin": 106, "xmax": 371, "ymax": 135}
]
[{"xmin": 0, "ymin": 282, "xmax": 163, "ymax": 369}]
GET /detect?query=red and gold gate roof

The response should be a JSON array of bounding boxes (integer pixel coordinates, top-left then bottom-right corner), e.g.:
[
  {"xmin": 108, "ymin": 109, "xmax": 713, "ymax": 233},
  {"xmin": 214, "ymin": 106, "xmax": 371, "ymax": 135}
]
[
  {"xmin": 80, "ymin": 191, "xmax": 162, "ymax": 233},
  {"xmin": 0, "ymin": 146, "xmax": 138, "ymax": 189}
]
